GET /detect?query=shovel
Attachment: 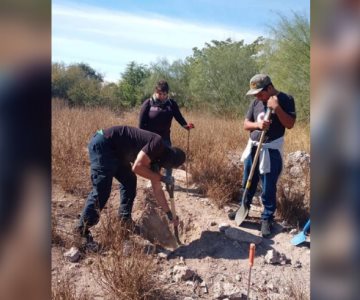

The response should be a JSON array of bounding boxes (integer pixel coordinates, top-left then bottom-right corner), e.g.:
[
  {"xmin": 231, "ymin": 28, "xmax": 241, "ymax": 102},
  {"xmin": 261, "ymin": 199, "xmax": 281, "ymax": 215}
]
[
  {"xmin": 291, "ymin": 219, "xmax": 310, "ymax": 246},
  {"xmin": 235, "ymin": 108, "xmax": 273, "ymax": 226},
  {"xmin": 166, "ymin": 180, "xmax": 182, "ymax": 245}
]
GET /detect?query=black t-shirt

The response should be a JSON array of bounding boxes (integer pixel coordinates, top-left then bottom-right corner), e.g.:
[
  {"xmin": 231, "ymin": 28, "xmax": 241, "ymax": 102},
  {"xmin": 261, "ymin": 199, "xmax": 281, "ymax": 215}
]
[
  {"xmin": 138, "ymin": 98, "xmax": 187, "ymax": 140},
  {"xmin": 102, "ymin": 126, "xmax": 165, "ymax": 163},
  {"xmin": 246, "ymin": 92, "xmax": 296, "ymax": 143}
]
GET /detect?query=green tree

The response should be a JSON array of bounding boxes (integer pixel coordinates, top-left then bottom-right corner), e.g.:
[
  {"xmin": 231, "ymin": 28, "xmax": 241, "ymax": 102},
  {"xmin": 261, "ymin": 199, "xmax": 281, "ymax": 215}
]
[
  {"xmin": 258, "ymin": 12, "xmax": 310, "ymax": 121},
  {"xmin": 77, "ymin": 63, "xmax": 104, "ymax": 82},
  {"xmin": 186, "ymin": 38, "xmax": 260, "ymax": 116},
  {"xmin": 52, "ymin": 62, "xmax": 104, "ymax": 106},
  {"xmin": 143, "ymin": 58, "xmax": 191, "ymax": 107},
  {"xmin": 118, "ymin": 61, "xmax": 150, "ymax": 107}
]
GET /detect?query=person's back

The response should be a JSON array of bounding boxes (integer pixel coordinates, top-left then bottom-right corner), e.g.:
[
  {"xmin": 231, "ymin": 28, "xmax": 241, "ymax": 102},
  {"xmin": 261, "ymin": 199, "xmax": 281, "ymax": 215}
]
[{"xmin": 102, "ymin": 126, "xmax": 164, "ymax": 163}]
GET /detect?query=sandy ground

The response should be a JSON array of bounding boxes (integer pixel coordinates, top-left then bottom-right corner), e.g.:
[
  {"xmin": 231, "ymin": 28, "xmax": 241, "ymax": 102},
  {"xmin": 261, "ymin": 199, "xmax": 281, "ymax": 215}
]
[{"xmin": 52, "ymin": 169, "xmax": 310, "ymax": 299}]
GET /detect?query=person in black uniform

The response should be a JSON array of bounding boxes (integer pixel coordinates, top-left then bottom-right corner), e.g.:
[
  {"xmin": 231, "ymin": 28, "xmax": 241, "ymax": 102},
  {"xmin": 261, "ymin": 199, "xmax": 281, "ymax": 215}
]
[
  {"xmin": 139, "ymin": 80, "xmax": 194, "ymax": 182},
  {"xmin": 75, "ymin": 126, "xmax": 185, "ymax": 243}
]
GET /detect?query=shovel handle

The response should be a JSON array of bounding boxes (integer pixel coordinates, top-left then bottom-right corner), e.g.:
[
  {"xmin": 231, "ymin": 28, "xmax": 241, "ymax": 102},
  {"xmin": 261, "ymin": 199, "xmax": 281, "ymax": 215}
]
[
  {"xmin": 303, "ymin": 219, "xmax": 311, "ymax": 233},
  {"xmin": 249, "ymin": 243, "xmax": 255, "ymax": 267}
]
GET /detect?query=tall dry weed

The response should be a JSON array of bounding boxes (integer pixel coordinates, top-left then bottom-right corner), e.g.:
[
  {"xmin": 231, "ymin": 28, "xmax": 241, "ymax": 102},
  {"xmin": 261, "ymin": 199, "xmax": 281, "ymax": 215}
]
[
  {"xmin": 91, "ymin": 210, "xmax": 164, "ymax": 300},
  {"xmin": 52, "ymin": 103, "xmax": 310, "ymax": 208},
  {"xmin": 52, "ymin": 101, "xmax": 138, "ymax": 195},
  {"xmin": 52, "ymin": 270, "xmax": 92, "ymax": 300}
]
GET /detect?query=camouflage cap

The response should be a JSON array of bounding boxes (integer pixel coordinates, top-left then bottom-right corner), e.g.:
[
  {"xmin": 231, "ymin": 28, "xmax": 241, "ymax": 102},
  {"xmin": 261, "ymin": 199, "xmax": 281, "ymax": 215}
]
[{"xmin": 246, "ymin": 74, "xmax": 272, "ymax": 96}]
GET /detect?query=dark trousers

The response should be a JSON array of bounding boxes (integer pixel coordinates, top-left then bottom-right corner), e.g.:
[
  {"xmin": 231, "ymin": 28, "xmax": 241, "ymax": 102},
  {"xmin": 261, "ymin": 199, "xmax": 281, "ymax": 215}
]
[
  {"xmin": 77, "ymin": 133, "xmax": 137, "ymax": 232},
  {"xmin": 163, "ymin": 139, "xmax": 172, "ymax": 179},
  {"xmin": 241, "ymin": 147, "xmax": 282, "ymax": 221}
]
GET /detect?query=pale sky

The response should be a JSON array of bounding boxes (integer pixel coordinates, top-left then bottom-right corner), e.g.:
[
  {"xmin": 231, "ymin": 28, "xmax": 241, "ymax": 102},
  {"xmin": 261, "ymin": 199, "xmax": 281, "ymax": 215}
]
[{"xmin": 52, "ymin": 0, "xmax": 310, "ymax": 83}]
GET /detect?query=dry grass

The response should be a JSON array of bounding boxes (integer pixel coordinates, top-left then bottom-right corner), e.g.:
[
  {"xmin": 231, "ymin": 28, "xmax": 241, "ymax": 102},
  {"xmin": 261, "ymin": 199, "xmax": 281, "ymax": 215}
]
[
  {"xmin": 91, "ymin": 210, "xmax": 164, "ymax": 300},
  {"xmin": 52, "ymin": 102, "xmax": 310, "ymax": 208},
  {"xmin": 52, "ymin": 271, "xmax": 92, "ymax": 300},
  {"xmin": 52, "ymin": 103, "xmax": 310, "ymax": 298},
  {"xmin": 52, "ymin": 100, "xmax": 138, "ymax": 196}
]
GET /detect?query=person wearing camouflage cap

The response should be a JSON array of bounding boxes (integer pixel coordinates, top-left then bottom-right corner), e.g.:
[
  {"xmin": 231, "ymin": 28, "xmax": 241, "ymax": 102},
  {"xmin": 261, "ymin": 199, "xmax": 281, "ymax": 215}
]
[{"xmin": 229, "ymin": 74, "xmax": 296, "ymax": 237}]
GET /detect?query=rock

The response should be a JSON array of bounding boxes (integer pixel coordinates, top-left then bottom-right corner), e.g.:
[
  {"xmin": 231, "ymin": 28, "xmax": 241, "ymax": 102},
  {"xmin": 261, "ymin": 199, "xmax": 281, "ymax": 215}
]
[
  {"xmin": 158, "ymin": 252, "xmax": 168, "ymax": 259},
  {"xmin": 200, "ymin": 281, "xmax": 208, "ymax": 294},
  {"xmin": 279, "ymin": 253, "xmax": 291, "ymax": 265},
  {"xmin": 278, "ymin": 151, "xmax": 310, "ymax": 222},
  {"xmin": 264, "ymin": 249, "xmax": 280, "ymax": 264},
  {"xmin": 224, "ymin": 206, "xmax": 232, "ymax": 213},
  {"xmin": 213, "ymin": 282, "xmax": 241, "ymax": 299},
  {"xmin": 224, "ymin": 227, "xmax": 262, "ymax": 244},
  {"xmin": 290, "ymin": 228, "xmax": 298, "ymax": 235},
  {"xmin": 219, "ymin": 223, "xmax": 230, "ymax": 233},
  {"xmin": 173, "ymin": 265, "xmax": 196, "ymax": 282},
  {"xmin": 235, "ymin": 274, "xmax": 241, "ymax": 282},
  {"xmin": 84, "ymin": 258, "xmax": 94, "ymax": 265},
  {"xmin": 210, "ymin": 221, "xmax": 217, "ymax": 226},
  {"xmin": 293, "ymin": 260, "xmax": 302, "ymax": 268},
  {"xmin": 264, "ymin": 249, "xmax": 290, "ymax": 265},
  {"xmin": 64, "ymin": 247, "xmax": 81, "ymax": 263}
]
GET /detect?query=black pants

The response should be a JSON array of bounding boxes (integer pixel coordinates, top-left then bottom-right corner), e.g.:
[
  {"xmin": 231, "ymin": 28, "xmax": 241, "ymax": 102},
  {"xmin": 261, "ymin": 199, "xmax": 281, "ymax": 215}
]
[{"xmin": 77, "ymin": 133, "xmax": 137, "ymax": 232}]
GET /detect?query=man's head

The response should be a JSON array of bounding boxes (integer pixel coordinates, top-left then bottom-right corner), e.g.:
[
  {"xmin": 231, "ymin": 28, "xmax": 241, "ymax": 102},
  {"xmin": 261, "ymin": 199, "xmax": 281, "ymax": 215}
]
[
  {"xmin": 159, "ymin": 146, "xmax": 186, "ymax": 169},
  {"xmin": 246, "ymin": 74, "xmax": 275, "ymax": 101},
  {"xmin": 155, "ymin": 80, "xmax": 169, "ymax": 101}
]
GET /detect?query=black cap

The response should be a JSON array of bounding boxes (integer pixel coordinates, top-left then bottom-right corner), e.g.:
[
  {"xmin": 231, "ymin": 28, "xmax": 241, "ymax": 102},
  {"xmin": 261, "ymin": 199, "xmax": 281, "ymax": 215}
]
[{"xmin": 160, "ymin": 147, "xmax": 186, "ymax": 169}]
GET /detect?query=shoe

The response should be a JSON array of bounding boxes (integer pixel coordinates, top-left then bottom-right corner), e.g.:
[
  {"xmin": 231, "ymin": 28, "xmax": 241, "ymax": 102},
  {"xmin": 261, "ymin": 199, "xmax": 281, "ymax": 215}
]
[
  {"xmin": 261, "ymin": 220, "xmax": 273, "ymax": 238},
  {"xmin": 73, "ymin": 227, "xmax": 100, "ymax": 252}
]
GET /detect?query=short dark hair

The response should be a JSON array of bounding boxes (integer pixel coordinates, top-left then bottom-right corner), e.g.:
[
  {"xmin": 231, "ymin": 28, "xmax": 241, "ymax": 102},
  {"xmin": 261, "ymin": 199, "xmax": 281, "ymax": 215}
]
[
  {"xmin": 160, "ymin": 147, "xmax": 186, "ymax": 169},
  {"xmin": 155, "ymin": 80, "xmax": 169, "ymax": 93}
]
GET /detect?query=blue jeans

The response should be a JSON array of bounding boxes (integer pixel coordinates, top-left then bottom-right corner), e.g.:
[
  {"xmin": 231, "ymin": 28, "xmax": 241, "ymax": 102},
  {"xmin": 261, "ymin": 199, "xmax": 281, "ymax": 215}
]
[
  {"xmin": 241, "ymin": 147, "xmax": 282, "ymax": 221},
  {"xmin": 163, "ymin": 139, "xmax": 172, "ymax": 179},
  {"xmin": 77, "ymin": 133, "xmax": 137, "ymax": 232}
]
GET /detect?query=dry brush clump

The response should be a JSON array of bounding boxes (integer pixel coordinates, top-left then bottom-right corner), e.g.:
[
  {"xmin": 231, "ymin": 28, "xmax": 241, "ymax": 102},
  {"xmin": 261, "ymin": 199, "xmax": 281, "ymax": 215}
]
[
  {"xmin": 52, "ymin": 265, "xmax": 92, "ymax": 300},
  {"xmin": 53, "ymin": 103, "xmax": 310, "ymax": 212},
  {"xmin": 91, "ymin": 210, "xmax": 164, "ymax": 300},
  {"xmin": 170, "ymin": 111, "xmax": 247, "ymax": 207},
  {"xmin": 52, "ymin": 101, "xmax": 138, "ymax": 195}
]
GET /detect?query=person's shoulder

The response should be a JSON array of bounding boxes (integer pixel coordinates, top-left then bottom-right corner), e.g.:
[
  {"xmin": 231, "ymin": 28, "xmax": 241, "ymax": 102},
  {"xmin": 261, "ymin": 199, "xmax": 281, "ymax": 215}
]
[
  {"xmin": 278, "ymin": 92, "xmax": 294, "ymax": 101},
  {"xmin": 168, "ymin": 98, "xmax": 180, "ymax": 105},
  {"xmin": 141, "ymin": 98, "xmax": 151, "ymax": 106}
]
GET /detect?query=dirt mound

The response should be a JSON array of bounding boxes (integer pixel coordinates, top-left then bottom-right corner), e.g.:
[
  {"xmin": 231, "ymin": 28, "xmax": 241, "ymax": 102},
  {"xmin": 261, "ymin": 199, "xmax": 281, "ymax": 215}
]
[{"xmin": 137, "ymin": 191, "xmax": 179, "ymax": 249}]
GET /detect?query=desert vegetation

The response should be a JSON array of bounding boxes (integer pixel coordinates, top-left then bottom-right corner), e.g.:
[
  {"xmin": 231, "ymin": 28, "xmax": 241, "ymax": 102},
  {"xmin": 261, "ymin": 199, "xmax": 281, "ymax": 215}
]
[{"xmin": 52, "ymin": 11, "xmax": 310, "ymax": 300}]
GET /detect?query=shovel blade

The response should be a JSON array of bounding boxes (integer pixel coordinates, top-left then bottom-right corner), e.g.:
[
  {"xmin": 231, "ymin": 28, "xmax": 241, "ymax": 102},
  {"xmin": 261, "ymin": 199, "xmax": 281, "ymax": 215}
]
[
  {"xmin": 291, "ymin": 232, "xmax": 307, "ymax": 246},
  {"xmin": 235, "ymin": 205, "xmax": 249, "ymax": 226}
]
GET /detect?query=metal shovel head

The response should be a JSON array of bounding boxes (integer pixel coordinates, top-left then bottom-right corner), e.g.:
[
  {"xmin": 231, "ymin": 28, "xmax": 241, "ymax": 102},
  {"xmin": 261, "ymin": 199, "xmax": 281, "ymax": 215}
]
[
  {"xmin": 235, "ymin": 204, "xmax": 249, "ymax": 226},
  {"xmin": 291, "ymin": 231, "xmax": 307, "ymax": 246}
]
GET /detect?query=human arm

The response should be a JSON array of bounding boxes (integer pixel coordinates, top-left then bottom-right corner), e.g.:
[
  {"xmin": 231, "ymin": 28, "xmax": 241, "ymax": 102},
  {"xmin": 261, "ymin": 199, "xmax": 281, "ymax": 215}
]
[
  {"xmin": 267, "ymin": 95, "xmax": 296, "ymax": 129},
  {"xmin": 170, "ymin": 100, "xmax": 188, "ymax": 128},
  {"xmin": 132, "ymin": 150, "xmax": 178, "ymax": 225},
  {"xmin": 138, "ymin": 100, "xmax": 150, "ymax": 130},
  {"xmin": 244, "ymin": 118, "xmax": 271, "ymax": 131}
]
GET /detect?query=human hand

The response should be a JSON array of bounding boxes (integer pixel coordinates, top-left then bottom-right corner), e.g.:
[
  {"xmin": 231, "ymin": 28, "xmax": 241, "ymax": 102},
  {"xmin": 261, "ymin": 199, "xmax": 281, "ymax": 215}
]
[
  {"xmin": 184, "ymin": 123, "xmax": 195, "ymax": 130},
  {"xmin": 257, "ymin": 119, "xmax": 271, "ymax": 131},
  {"xmin": 267, "ymin": 95, "xmax": 279, "ymax": 111}
]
